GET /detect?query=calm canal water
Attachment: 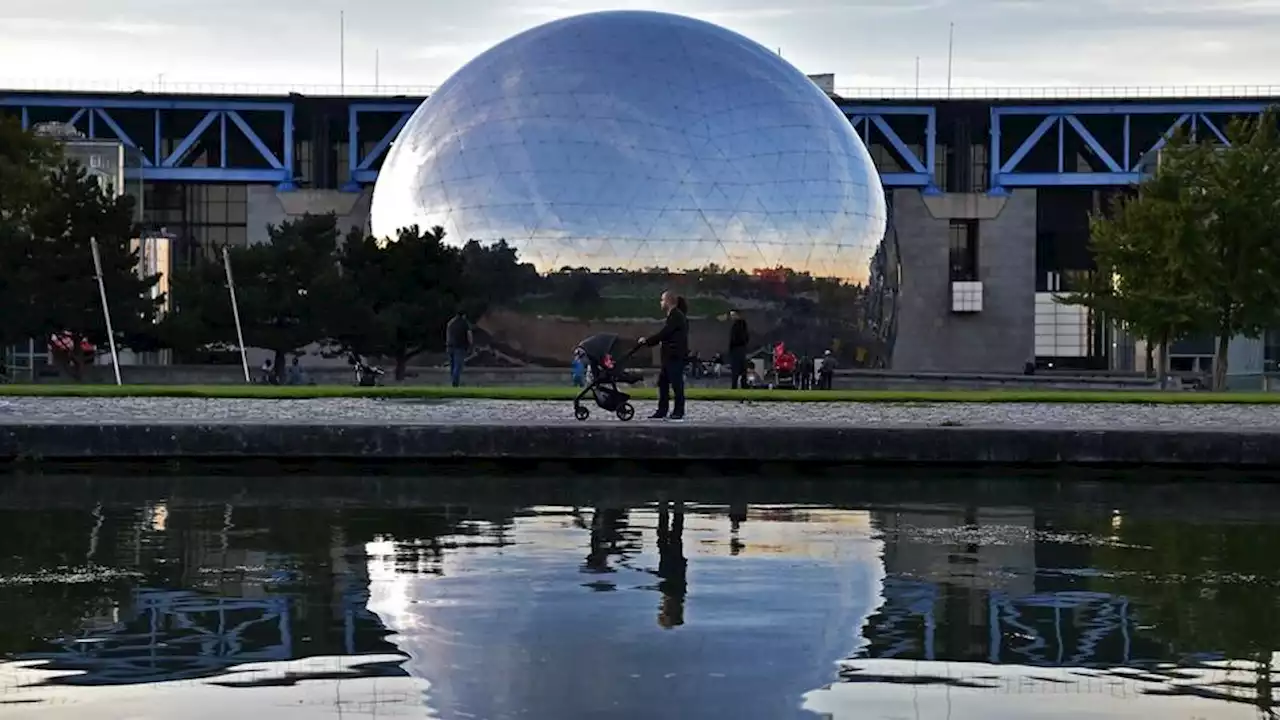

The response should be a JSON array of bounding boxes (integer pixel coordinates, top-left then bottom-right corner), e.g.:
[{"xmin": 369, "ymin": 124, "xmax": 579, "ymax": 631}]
[{"xmin": 1, "ymin": 473, "xmax": 1278, "ymax": 719}]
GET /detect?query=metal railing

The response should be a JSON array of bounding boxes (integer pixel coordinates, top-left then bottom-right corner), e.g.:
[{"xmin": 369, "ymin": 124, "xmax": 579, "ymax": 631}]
[
  {"xmin": 4, "ymin": 78, "xmax": 1280, "ymax": 101},
  {"xmin": 836, "ymin": 85, "xmax": 1280, "ymax": 100}
]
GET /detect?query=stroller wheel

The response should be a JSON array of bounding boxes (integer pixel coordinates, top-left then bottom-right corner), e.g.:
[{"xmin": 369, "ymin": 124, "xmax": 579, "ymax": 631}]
[
  {"xmin": 574, "ymin": 405, "xmax": 590, "ymax": 421},
  {"xmin": 616, "ymin": 402, "xmax": 635, "ymax": 421}
]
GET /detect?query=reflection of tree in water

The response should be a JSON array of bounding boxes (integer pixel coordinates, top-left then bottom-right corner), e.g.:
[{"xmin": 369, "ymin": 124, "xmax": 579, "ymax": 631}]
[
  {"xmin": 858, "ymin": 507, "xmax": 1280, "ymax": 717},
  {"xmin": 0, "ymin": 501, "xmax": 520, "ymax": 687},
  {"xmin": 1086, "ymin": 515, "xmax": 1280, "ymax": 717}
]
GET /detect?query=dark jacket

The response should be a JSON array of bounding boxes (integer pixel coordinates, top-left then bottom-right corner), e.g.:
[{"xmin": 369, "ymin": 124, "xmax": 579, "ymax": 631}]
[
  {"xmin": 647, "ymin": 307, "xmax": 689, "ymax": 363},
  {"xmin": 728, "ymin": 318, "xmax": 749, "ymax": 350},
  {"xmin": 446, "ymin": 315, "xmax": 471, "ymax": 351}
]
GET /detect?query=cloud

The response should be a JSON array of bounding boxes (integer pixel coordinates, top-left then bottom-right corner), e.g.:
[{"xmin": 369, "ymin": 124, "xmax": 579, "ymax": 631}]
[
  {"xmin": 0, "ymin": 15, "xmax": 185, "ymax": 37},
  {"xmin": 97, "ymin": 20, "xmax": 174, "ymax": 36},
  {"xmin": 408, "ymin": 43, "xmax": 494, "ymax": 61},
  {"xmin": 2, "ymin": 0, "xmax": 1278, "ymax": 90}
]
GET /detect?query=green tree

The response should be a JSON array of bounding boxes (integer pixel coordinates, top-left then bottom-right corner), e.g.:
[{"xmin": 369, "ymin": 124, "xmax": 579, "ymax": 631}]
[
  {"xmin": 0, "ymin": 118, "xmax": 59, "ymax": 354},
  {"xmin": 329, "ymin": 225, "xmax": 467, "ymax": 380},
  {"xmin": 1181, "ymin": 110, "xmax": 1280, "ymax": 389},
  {"xmin": 0, "ymin": 220, "xmax": 40, "ymax": 351},
  {"xmin": 459, "ymin": 238, "xmax": 538, "ymax": 320},
  {"xmin": 22, "ymin": 161, "xmax": 163, "ymax": 378},
  {"xmin": 1062, "ymin": 162, "xmax": 1209, "ymax": 386},
  {"xmin": 165, "ymin": 214, "xmax": 342, "ymax": 379},
  {"xmin": 1071, "ymin": 110, "xmax": 1280, "ymax": 390},
  {"xmin": 0, "ymin": 116, "xmax": 59, "ymax": 228}
]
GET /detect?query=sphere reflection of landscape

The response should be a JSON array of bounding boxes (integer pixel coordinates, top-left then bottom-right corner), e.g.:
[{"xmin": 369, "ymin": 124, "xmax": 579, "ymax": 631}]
[{"xmin": 372, "ymin": 10, "xmax": 895, "ymax": 367}]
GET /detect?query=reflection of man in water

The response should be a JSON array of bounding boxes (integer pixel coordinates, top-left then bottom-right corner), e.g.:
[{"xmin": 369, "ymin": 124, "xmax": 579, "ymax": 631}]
[
  {"xmin": 655, "ymin": 498, "xmax": 687, "ymax": 628},
  {"xmin": 729, "ymin": 500, "xmax": 747, "ymax": 556}
]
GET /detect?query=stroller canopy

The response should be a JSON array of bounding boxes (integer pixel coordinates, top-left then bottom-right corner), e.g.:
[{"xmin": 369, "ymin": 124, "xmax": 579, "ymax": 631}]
[{"xmin": 575, "ymin": 333, "xmax": 622, "ymax": 362}]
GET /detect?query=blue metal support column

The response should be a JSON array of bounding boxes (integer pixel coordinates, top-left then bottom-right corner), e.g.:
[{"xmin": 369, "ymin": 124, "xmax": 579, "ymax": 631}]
[
  {"xmin": 343, "ymin": 102, "xmax": 420, "ymax": 191},
  {"xmin": 0, "ymin": 94, "xmax": 297, "ymax": 188},
  {"xmin": 989, "ymin": 101, "xmax": 1270, "ymax": 193},
  {"xmin": 838, "ymin": 105, "xmax": 938, "ymax": 192}
]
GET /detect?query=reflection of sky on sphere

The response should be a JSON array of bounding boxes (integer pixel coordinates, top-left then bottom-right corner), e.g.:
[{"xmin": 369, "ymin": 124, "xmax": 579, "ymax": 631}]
[{"xmin": 372, "ymin": 10, "xmax": 886, "ymax": 286}]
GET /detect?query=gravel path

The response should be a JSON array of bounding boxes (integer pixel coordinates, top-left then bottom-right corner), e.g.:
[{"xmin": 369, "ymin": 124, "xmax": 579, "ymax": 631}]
[{"xmin": 0, "ymin": 397, "xmax": 1275, "ymax": 428}]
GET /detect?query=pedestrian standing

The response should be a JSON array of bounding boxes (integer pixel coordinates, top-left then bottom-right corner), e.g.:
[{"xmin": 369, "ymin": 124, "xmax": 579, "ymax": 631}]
[
  {"xmin": 445, "ymin": 309, "xmax": 473, "ymax": 387},
  {"xmin": 727, "ymin": 309, "xmax": 749, "ymax": 389},
  {"xmin": 638, "ymin": 290, "xmax": 689, "ymax": 421},
  {"xmin": 818, "ymin": 349, "xmax": 837, "ymax": 390}
]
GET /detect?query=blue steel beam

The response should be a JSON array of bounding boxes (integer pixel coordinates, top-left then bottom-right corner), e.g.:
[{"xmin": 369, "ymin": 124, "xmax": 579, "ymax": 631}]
[
  {"xmin": 93, "ymin": 109, "xmax": 151, "ymax": 165},
  {"xmin": 340, "ymin": 102, "xmax": 939, "ymax": 191},
  {"xmin": 990, "ymin": 100, "xmax": 1273, "ymax": 192},
  {"xmin": 839, "ymin": 105, "xmax": 938, "ymax": 192},
  {"xmin": 344, "ymin": 102, "xmax": 420, "ymax": 190},
  {"xmin": 226, "ymin": 110, "xmax": 284, "ymax": 169},
  {"xmin": 0, "ymin": 94, "xmax": 297, "ymax": 188}
]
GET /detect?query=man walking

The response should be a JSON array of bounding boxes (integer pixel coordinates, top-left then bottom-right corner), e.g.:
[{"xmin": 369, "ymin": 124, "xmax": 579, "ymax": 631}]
[
  {"xmin": 638, "ymin": 290, "xmax": 688, "ymax": 421},
  {"xmin": 727, "ymin": 309, "xmax": 749, "ymax": 390},
  {"xmin": 445, "ymin": 309, "xmax": 473, "ymax": 387}
]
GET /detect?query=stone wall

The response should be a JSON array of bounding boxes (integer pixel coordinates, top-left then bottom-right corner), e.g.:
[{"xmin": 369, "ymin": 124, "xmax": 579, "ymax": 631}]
[{"xmin": 891, "ymin": 189, "xmax": 1037, "ymax": 373}]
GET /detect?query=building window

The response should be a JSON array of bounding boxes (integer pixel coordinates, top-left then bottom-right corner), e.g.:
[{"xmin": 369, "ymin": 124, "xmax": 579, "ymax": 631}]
[
  {"xmin": 935, "ymin": 144, "xmax": 951, "ymax": 194},
  {"xmin": 296, "ymin": 139, "xmax": 314, "ymax": 188},
  {"xmin": 335, "ymin": 141, "xmax": 350, "ymax": 189},
  {"xmin": 1265, "ymin": 329, "xmax": 1280, "ymax": 372},
  {"xmin": 970, "ymin": 143, "xmax": 989, "ymax": 193},
  {"xmin": 949, "ymin": 220, "xmax": 978, "ymax": 281}
]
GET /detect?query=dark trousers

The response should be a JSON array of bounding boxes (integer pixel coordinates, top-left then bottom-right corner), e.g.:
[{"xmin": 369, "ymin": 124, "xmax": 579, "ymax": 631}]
[
  {"xmin": 656, "ymin": 358, "xmax": 686, "ymax": 417},
  {"xmin": 728, "ymin": 349, "xmax": 747, "ymax": 389},
  {"xmin": 448, "ymin": 348, "xmax": 467, "ymax": 387}
]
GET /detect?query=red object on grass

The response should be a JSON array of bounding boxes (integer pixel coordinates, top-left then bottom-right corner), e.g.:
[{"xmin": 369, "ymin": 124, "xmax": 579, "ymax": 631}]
[
  {"xmin": 773, "ymin": 342, "xmax": 797, "ymax": 372},
  {"xmin": 49, "ymin": 332, "xmax": 95, "ymax": 354}
]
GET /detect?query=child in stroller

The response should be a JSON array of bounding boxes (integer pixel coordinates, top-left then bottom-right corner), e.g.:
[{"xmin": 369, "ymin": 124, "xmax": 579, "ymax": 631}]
[{"xmin": 572, "ymin": 333, "xmax": 645, "ymax": 421}]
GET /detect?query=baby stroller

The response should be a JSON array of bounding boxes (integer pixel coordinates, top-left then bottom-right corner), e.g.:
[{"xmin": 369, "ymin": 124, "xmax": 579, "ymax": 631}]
[
  {"xmin": 772, "ymin": 342, "xmax": 797, "ymax": 390},
  {"xmin": 348, "ymin": 352, "xmax": 385, "ymax": 387},
  {"xmin": 572, "ymin": 333, "xmax": 644, "ymax": 421}
]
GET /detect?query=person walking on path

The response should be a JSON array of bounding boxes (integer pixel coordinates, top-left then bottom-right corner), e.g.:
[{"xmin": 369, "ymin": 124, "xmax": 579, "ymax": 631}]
[
  {"xmin": 445, "ymin": 310, "xmax": 473, "ymax": 388},
  {"xmin": 638, "ymin": 290, "xmax": 689, "ymax": 421},
  {"xmin": 727, "ymin": 309, "xmax": 749, "ymax": 389}
]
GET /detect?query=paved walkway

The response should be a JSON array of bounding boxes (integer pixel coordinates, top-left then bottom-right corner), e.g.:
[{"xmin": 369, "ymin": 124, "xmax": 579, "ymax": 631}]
[{"xmin": 0, "ymin": 397, "xmax": 1274, "ymax": 429}]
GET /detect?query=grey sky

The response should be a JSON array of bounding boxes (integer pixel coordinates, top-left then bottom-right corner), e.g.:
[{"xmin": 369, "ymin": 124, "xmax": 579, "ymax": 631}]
[{"xmin": 1, "ymin": 0, "xmax": 1276, "ymax": 92}]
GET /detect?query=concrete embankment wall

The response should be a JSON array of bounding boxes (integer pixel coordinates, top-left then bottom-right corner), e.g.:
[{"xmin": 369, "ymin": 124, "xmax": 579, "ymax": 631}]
[{"xmin": 1, "ymin": 422, "xmax": 1276, "ymax": 468}]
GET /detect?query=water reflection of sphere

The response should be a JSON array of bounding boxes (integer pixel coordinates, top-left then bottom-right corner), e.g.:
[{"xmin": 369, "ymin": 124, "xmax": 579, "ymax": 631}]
[{"xmin": 372, "ymin": 10, "xmax": 895, "ymax": 367}]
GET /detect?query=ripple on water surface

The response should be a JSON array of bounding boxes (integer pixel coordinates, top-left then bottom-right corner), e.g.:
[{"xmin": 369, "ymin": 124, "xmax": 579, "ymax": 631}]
[{"xmin": 0, "ymin": 475, "xmax": 1277, "ymax": 719}]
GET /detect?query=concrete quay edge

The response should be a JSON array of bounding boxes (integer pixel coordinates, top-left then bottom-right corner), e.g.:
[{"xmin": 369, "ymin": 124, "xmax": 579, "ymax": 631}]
[{"xmin": 1, "ymin": 421, "xmax": 1278, "ymax": 467}]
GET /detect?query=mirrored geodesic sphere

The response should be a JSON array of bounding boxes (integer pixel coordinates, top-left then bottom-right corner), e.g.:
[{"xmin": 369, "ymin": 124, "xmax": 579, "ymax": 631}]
[{"xmin": 372, "ymin": 10, "xmax": 895, "ymax": 368}]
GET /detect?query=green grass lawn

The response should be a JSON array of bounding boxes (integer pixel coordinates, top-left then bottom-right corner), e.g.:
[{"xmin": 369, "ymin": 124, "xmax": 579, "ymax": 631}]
[{"xmin": 3, "ymin": 383, "xmax": 1280, "ymax": 403}]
